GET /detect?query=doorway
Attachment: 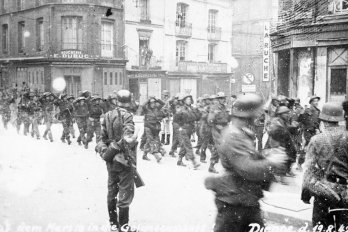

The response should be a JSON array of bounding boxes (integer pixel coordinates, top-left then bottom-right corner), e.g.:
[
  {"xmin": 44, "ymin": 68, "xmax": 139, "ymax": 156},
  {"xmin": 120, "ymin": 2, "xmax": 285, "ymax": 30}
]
[
  {"xmin": 64, "ymin": 75, "xmax": 81, "ymax": 97},
  {"xmin": 329, "ymin": 68, "xmax": 347, "ymax": 102}
]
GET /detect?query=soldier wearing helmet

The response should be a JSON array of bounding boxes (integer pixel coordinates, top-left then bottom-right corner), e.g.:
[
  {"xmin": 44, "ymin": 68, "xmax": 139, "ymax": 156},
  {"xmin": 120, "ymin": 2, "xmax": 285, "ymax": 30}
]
[
  {"xmin": 206, "ymin": 92, "xmax": 230, "ymax": 173},
  {"xmin": 27, "ymin": 92, "xmax": 42, "ymax": 140},
  {"xmin": 140, "ymin": 96, "xmax": 168, "ymax": 162},
  {"xmin": 40, "ymin": 92, "xmax": 56, "ymax": 142},
  {"xmin": 96, "ymin": 89, "xmax": 139, "ymax": 232},
  {"xmin": 174, "ymin": 93, "xmax": 201, "ymax": 168},
  {"xmin": 205, "ymin": 93, "xmax": 287, "ymax": 232},
  {"xmin": 267, "ymin": 106, "xmax": 297, "ymax": 184},
  {"xmin": 72, "ymin": 96, "xmax": 90, "ymax": 147},
  {"xmin": 0, "ymin": 89, "xmax": 12, "ymax": 130},
  {"xmin": 85, "ymin": 96, "xmax": 104, "ymax": 149},
  {"xmin": 53, "ymin": 93, "xmax": 74, "ymax": 145},
  {"xmin": 167, "ymin": 93, "xmax": 183, "ymax": 157},
  {"xmin": 302, "ymin": 102, "xmax": 348, "ymax": 229}
]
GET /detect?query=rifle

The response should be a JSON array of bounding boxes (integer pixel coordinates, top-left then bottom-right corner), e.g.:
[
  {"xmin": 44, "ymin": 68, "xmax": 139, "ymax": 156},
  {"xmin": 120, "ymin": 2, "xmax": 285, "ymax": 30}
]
[{"xmin": 117, "ymin": 127, "xmax": 145, "ymax": 188}]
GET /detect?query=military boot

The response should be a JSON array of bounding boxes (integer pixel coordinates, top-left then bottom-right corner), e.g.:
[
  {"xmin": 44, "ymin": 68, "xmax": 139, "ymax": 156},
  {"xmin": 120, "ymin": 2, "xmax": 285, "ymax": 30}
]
[
  {"xmin": 118, "ymin": 207, "xmax": 137, "ymax": 232},
  {"xmin": 208, "ymin": 163, "xmax": 218, "ymax": 173},
  {"xmin": 169, "ymin": 150, "xmax": 176, "ymax": 157},
  {"xmin": 177, "ymin": 157, "xmax": 186, "ymax": 167},
  {"xmin": 142, "ymin": 153, "xmax": 150, "ymax": 161}
]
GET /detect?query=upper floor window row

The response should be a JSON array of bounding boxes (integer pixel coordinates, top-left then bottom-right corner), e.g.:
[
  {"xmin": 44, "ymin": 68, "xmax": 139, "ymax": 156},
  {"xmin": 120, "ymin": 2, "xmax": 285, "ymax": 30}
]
[{"xmin": 331, "ymin": 0, "xmax": 348, "ymax": 14}]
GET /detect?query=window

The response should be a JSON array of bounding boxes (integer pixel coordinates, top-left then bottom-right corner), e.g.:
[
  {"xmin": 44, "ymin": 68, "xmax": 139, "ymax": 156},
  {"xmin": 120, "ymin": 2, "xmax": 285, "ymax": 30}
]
[
  {"xmin": 208, "ymin": 43, "xmax": 216, "ymax": 63},
  {"xmin": 2, "ymin": 24, "xmax": 8, "ymax": 53},
  {"xmin": 109, "ymin": 72, "xmax": 113, "ymax": 85},
  {"xmin": 101, "ymin": 21, "xmax": 114, "ymax": 57},
  {"xmin": 176, "ymin": 40, "xmax": 187, "ymax": 65},
  {"xmin": 114, "ymin": 72, "xmax": 118, "ymax": 85},
  {"xmin": 208, "ymin": 10, "xmax": 218, "ymax": 33},
  {"xmin": 333, "ymin": 0, "xmax": 348, "ymax": 13},
  {"xmin": 36, "ymin": 71, "xmax": 39, "ymax": 84},
  {"xmin": 35, "ymin": 0, "xmax": 41, "ymax": 7},
  {"xmin": 18, "ymin": 21, "xmax": 25, "ymax": 53},
  {"xmin": 331, "ymin": 68, "xmax": 347, "ymax": 95},
  {"xmin": 36, "ymin": 18, "xmax": 44, "ymax": 51},
  {"xmin": 119, "ymin": 72, "xmax": 123, "ymax": 85},
  {"xmin": 41, "ymin": 71, "xmax": 44, "ymax": 85},
  {"xmin": 104, "ymin": 72, "xmax": 107, "ymax": 85},
  {"xmin": 62, "ymin": 16, "xmax": 82, "ymax": 50},
  {"xmin": 17, "ymin": 0, "xmax": 24, "ymax": 11},
  {"xmin": 176, "ymin": 3, "xmax": 188, "ymax": 27},
  {"xmin": 140, "ymin": 0, "xmax": 149, "ymax": 21}
]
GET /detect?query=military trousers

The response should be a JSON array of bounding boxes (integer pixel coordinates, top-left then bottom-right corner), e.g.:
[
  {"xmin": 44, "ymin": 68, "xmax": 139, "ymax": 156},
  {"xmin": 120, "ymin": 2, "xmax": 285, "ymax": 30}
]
[
  {"xmin": 106, "ymin": 163, "xmax": 135, "ymax": 226},
  {"xmin": 178, "ymin": 126, "xmax": 195, "ymax": 161},
  {"xmin": 43, "ymin": 112, "xmax": 53, "ymax": 141},
  {"xmin": 86, "ymin": 117, "xmax": 101, "ymax": 144},
  {"xmin": 170, "ymin": 122, "xmax": 180, "ymax": 153},
  {"xmin": 144, "ymin": 127, "xmax": 165, "ymax": 155},
  {"xmin": 76, "ymin": 116, "xmax": 88, "ymax": 143}
]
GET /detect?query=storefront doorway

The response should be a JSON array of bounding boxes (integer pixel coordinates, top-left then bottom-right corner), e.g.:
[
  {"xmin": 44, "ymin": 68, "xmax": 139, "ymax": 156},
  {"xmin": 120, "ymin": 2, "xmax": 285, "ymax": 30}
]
[{"xmin": 64, "ymin": 75, "xmax": 81, "ymax": 97}]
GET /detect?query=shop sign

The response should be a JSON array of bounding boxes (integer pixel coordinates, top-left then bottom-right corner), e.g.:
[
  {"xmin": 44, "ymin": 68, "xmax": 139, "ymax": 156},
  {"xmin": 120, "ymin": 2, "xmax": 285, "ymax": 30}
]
[
  {"xmin": 263, "ymin": 22, "xmax": 270, "ymax": 82},
  {"xmin": 53, "ymin": 50, "xmax": 95, "ymax": 59},
  {"xmin": 127, "ymin": 71, "xmax": 166, "ymax": 79},
  {"xmin": 242, "ymin": 84, "xmax": 256, "ymax": 93}
]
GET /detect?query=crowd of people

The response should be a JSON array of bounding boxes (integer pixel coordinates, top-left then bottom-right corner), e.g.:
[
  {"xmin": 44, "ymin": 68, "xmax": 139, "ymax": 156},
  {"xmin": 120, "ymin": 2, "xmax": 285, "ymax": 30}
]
[{"xmin": 1, "ymin": 86, "xmax": 348, "ymax": 232}]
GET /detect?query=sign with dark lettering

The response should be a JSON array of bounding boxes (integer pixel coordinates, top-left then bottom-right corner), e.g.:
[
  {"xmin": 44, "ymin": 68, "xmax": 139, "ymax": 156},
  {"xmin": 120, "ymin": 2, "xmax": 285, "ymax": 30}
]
[
  {"xmin": 127, "ymin": 71, "xmax": 166, "ymax": 79},
  {"xmin": 263, "ymin": 22, "xmax": 270, "ymax": 82}
]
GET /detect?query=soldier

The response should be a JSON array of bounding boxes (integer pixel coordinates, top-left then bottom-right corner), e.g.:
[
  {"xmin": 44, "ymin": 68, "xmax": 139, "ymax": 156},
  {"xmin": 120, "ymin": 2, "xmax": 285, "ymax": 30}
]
[
  {"xmin": 40, "ymin": 92, "xmax": 56, "ymax": 142},
  {"xmin": 54, "ymin": 94, "xmax": 73, "ymax": 145},
  {"xmin": 302, "ymin": 102, "xmax": 348, "ymax": 230},
  {"xmin": 267, "ymin": 106, "xmax": 298, "ymax": 184},
  {"xmin": 140, "ymin": 96, "xmax": 167, "ymax": 162},
  {"xmin": 160, "ymin": 90, "xmax": 171, "ymax": 145},
  {"xmin": 175, "ymin": 93, "xmax": 201, "ymax": 168},
  {"xmin": 207, "ymin": 92, "xmax": 230, "ymax": 173},
  {"xmin": 0, "ymin": 90, "xmax": 12, "ymax": 130},
  {"xmin": 195, "ymin": 94, "xmax": 210, "ymax": 158},
  {"xmin": 85, "ymin": 96, "xmax": 103, "ymax": 149},
  {"xmin": 28, "ymin": 93, "xmax": 42, "ymax": 140},
  {"xmin": 67, "ymin": 96, "xmax": 76, "ymax": 139},
  {"xmin": 298, "ymin": 96, "xmax": 321, "ymax": 147},
  {"xmin": 96, "ymin": 90, "xmax": 139, "ymax": 232},
  {"xmin": 73, "ymin": 97, "xmax": 89, "ymax": 146},
  {"xmin": 205, "ymin": 94, "xmax": 287, "ymax": 232},
  {"xmin": 17, "ymin": 91, "xmax": 31, "ymax": 136},
  {"xmin": 168, "ymin": 94, "xmax": 181, "ymax": 157}
]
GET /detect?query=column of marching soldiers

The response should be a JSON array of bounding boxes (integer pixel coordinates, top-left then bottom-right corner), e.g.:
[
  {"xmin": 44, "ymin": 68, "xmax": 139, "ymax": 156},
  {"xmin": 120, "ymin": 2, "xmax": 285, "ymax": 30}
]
[{"xmin": 0, "ymin": 87, "xmax": 318, "ymax": 177}]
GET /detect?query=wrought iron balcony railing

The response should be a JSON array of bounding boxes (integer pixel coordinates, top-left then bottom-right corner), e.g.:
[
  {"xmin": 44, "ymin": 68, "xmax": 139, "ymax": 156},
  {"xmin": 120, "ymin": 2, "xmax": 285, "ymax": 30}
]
[{"xmin": 175, "ymin": 21, "xmax": 192, "ymax": 37}]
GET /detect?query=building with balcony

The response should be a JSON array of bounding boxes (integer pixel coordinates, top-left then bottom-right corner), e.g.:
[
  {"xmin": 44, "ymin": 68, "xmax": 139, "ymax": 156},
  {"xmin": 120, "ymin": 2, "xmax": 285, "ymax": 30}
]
[
  {"xmin": 271, "ymin": 0, "xmax": 348, "ymax": 105},
  {"xmin": 125, "ymin": 0, "xmax": 232, "ymax": 104},
  {"xmin": 231, "ymin": 0, "xmax": 278, "ymax": 98},
  {"xmin": 0, "ymin": 0, "xmax": 126, "ymax": 98},
  {"xmin": 164, "ymin": 0, "xmax": 233, "ymax": 100}
]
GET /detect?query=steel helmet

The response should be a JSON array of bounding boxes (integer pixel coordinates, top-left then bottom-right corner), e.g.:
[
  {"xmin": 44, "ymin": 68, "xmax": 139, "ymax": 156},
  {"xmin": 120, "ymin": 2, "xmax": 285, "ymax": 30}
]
[
  {"xmin": 309, "ymin": 96, "xmax": 320, "ymax": 104},
  {"xmin": 216, "ymin": 92, "xmax": 226, "ymax": 98},
  {"xmin": 162, "ymin": 90, "xmax": 170, "ymax": 96},
  {"xmin": 231, "ymin": 93, "xmax": 263, "ymax": 118},
  {"xmin": 81, "ymin": 90, "xmax": 91, "ymax": 98},
  {"xmin": 210, "ymin": 95, "xmax": 217, "ymax": 100},
  {"xmin": 276, "ymin": 106, "xmax": 290, "ymax": 115},
  {"xmin": 116, "ymin": 89, "xmax": 132, "ymax": 104},
  {"xmin": 67, "ymin": 95, "xmax": 75, "ymax": 101},
  {"xmin": 319, "ymin": 102, "xmax": 344, "ymax": 122}
]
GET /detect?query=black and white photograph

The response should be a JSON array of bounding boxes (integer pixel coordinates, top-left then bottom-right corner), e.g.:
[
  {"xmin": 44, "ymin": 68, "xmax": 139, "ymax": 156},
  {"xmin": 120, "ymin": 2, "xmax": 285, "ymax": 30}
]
[{"xmin": 0, "ymin": 0, "xmax": 348, "ymax": 231}]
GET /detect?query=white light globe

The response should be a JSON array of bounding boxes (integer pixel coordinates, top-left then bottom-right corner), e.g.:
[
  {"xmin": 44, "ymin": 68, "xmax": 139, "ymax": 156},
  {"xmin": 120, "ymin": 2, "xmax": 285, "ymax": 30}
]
[
  {"xmin": 52, "ymin": 77, "xmax": 66, "ymax": 92},
  {"xmin": 24, "ymin": 31, "xmax": 30, "ymax": 38}
]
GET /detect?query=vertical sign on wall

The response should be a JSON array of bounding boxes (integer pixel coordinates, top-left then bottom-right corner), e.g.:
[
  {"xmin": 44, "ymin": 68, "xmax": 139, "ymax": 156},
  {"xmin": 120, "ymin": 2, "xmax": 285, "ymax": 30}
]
[{"xmin": 263, "ymin": 22, "xmax": 270, "ymax": 82}]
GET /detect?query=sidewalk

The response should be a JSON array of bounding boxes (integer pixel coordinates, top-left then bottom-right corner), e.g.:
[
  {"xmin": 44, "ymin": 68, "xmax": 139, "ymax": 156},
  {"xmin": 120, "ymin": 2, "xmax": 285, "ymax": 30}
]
[{"xmin": 261, "ymin": 172, "xmax": 313, "ymax": 229}]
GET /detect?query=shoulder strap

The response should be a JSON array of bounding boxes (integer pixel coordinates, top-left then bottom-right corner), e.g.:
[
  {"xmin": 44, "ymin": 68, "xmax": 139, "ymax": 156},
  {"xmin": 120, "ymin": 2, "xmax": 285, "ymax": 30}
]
[{"xmin": 323, "ymin": 133, "xmax": 341, "ymax": 178}]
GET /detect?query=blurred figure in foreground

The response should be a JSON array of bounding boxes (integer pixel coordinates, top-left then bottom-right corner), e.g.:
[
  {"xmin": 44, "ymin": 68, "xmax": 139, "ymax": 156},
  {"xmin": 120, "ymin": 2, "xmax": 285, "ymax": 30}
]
[{"xmin": 205, "ymin": 93, "xmax": 287, "ymax": 232}]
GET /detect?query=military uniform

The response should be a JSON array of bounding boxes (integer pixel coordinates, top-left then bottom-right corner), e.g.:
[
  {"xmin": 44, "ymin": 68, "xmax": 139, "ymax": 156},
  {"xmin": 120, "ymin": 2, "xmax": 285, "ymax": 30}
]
[
  {"xmin": 175, "ymin": 99, "xmax": 201, "ymax": 167},
  {"xmin": 207, "ymin": 99, "xmax": 230, "ymax": 172},
  {"xmin": 141, "ymin": 98, "xmax": 167, "ymax": 161},
  {"xmin": 96, "ymin": 90, "xmax": 137, "ymax": 231},
  {"xmin": 168, "ymin": 99, "xmax": 181, "ymax": 157},
  {"xmin": 41, "ymin": 93, "xmax": 55, "ymax": 142},
  {"xmin": 17, "ymin": 93, "xmax": 31, "ymax": 135},
  {"xmin": 54, "ymin": 96, "xmax": 73, "ymax": 144},
  {"xmin": 299, "ymin": 104, "xmax": 321, "ymax": 146},
  {"xmin": 85, "ymin": 97, "xmax": 103, "ymax": 148},
  {"xmin": 28, "ymin": 97, "xmax": 42, "ymax": 139},
  {"xmin": 73, "ymin": 97, "xmax": 89, "ymax": 145},
  {"xmin": 0, "ymin": 93, "xmax": 12, "ymax": 129}
]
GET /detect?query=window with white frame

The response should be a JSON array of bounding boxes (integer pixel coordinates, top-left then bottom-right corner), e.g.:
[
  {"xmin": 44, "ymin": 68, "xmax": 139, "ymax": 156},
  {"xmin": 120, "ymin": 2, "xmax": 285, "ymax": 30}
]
[
  {"xmin": 208, "ymin": 10, "xmax": 217, "ymax": 33},
  {"xmin": 62, "ymin": 16, "xmax": 82, "ymax": 50},
  {"xmin": 2, "ymin": 24, "xmax": 8, "ymax": 53},
  {"xmin": 140, "ymin": 0, "xmax": 149, "ymax": 21},
  {"xmin": 208, "ymin": 43, "xmax": 216, "ymax": 63},
  {"xmin": 176, "ymin": 40, "xmax": 187, "ymax": 66},
  {"xmin": 104, "ymin": 72, "xmax": 108, "ymax": 85},
  {"xmin": 333, "ymin": 0, "xmax": 348, "ymax": 13},
  {"xmin": 109, "ymin": 72, "xmax": 113, "ymax": 85},
  {"xmin": 101, "ymin": 21, "xmax": 114, "ymax": 57},
  {"xmin": 18, "ymin": 21, "xmax": 25, "ymax": 53},
  {"xmin": 176, "ymin": 3, "xmax": 188, "ymax": 27},
  {"xmin": 36, "ymin": 18, "xmax": 44, "ymax": 51},
  {"xmin": 114, "ymin": 72, "xmax": 118, "ymax": 85}
]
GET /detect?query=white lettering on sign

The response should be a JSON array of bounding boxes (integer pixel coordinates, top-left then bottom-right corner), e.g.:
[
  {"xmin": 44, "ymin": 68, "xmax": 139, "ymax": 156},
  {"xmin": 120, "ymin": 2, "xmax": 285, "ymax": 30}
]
[
  {"xmin": 53, "ymin": 50, "xmax": 90, "ymax": 59},
  {"xmin": 263, "ymin": 22, "xmax": 270, "ymax": 82}
]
